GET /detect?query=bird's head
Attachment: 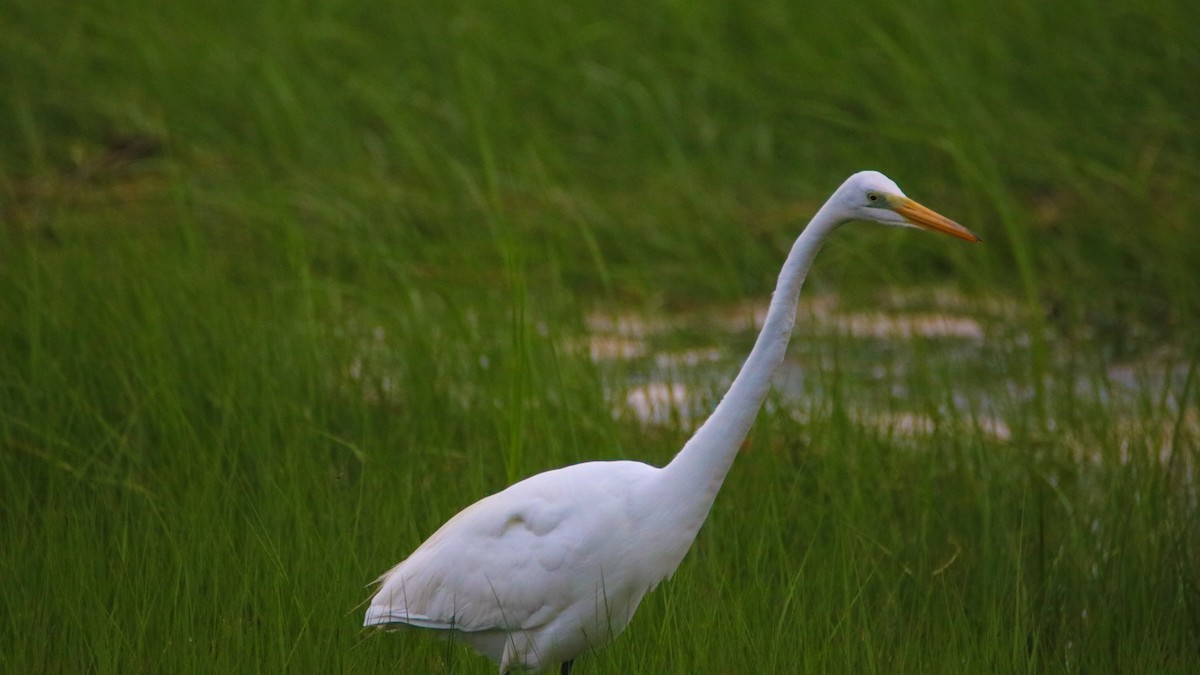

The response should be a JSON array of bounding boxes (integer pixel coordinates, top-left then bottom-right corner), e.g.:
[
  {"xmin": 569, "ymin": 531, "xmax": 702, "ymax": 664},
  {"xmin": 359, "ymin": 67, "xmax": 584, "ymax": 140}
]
[{"xmin": 834, "ymin": 170, "xmax": 980, "ymax": 242}]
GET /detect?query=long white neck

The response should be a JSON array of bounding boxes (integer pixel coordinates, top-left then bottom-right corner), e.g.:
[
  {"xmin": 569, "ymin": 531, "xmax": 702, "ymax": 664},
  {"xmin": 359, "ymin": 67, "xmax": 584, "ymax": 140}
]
[{"xmin": 652, "ymin": 198, "xmax": 845, "ymax": 550}]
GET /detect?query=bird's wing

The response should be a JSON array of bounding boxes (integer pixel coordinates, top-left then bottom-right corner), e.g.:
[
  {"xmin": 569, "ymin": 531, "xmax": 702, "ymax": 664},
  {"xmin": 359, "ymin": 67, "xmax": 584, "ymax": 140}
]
[{"xmin": 365, "ymin": 461, "xmax": 654, "ymax": 633}]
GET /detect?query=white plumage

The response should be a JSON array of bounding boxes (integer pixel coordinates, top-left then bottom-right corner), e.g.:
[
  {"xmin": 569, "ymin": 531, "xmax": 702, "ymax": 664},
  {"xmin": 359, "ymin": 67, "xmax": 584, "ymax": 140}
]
[
  {"xmin": 364, "ymin": 171, "xmax": 978, "ymax": 674},
  {"xmin": 366, "ymin": 462, "xmax": 675, "ymax": 670}
]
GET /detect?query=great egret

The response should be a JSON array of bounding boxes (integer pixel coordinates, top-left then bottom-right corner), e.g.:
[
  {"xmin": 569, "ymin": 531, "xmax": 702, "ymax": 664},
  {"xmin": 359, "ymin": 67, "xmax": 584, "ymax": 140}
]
[{"xmin": 363, "ymin": 171, "xmax": 979, "ymax": 673}]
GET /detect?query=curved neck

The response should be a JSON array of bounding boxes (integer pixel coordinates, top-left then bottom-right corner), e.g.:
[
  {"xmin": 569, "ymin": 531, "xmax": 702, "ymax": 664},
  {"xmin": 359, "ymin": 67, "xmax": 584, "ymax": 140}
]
[{"xmin": 656, "ymin": 202, "xmax": 843, "ymax": 529}]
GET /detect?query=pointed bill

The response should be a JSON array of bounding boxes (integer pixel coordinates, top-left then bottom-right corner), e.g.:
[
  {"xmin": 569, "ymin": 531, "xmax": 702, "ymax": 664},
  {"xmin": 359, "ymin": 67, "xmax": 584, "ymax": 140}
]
[{"xmin": 892, "ymin": 197, "xmax": 980, "ymax": 242}]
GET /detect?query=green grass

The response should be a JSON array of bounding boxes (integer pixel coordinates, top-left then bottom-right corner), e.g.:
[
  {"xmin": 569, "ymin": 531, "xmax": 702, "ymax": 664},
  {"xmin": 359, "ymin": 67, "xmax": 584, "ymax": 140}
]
[{"xmin": 2, "ymin": 0, "xmax": 1199, "ymax": 672}]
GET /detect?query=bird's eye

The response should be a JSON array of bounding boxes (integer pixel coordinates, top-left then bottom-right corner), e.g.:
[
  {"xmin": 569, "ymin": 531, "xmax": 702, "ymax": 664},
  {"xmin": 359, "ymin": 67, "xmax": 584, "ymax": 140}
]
[{"xmin": 866, "ymin": 191, "xmax": 879, "ymax": 203}]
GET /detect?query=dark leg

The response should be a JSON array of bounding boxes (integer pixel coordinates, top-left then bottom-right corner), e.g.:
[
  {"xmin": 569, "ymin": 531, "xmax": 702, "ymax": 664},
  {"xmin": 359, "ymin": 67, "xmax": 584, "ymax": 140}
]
[{"xmin": 560, "ymin": 660, "xmax": 575, "ymax": 675}]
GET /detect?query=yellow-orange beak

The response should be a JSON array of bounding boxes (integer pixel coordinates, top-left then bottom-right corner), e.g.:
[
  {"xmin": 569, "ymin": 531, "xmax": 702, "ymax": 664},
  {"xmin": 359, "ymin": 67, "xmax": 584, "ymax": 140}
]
[{"xmin": 891, "ymin": 197, "xmax": 980, "ymax": 243}]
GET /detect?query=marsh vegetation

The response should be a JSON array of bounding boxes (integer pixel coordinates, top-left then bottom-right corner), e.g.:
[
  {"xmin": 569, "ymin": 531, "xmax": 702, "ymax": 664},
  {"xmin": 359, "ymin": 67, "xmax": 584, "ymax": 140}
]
[{"xmin": 2, "ymin": 0, "xmax": 1198, "ymax": 672}]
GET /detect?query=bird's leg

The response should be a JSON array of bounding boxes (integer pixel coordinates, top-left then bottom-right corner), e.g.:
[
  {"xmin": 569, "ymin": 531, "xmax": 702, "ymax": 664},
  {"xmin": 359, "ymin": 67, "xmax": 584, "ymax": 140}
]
[{"xmin": 560, "ymin": 660, "xmax": 575, "ymax": 675}]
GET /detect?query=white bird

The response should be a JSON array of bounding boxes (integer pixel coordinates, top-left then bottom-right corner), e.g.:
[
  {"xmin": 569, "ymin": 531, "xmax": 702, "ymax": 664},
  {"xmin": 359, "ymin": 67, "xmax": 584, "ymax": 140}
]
[{"xmin": 363, "ymin": 171, "xmax": 979, "ymax": 674}]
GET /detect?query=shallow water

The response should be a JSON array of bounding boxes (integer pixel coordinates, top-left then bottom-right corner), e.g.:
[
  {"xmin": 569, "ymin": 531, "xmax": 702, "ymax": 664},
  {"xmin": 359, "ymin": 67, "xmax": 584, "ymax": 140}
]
[
  {"xmin": 583, "ymin": 288, "xmax": 1197, "ymax": 479},
  {"xmin": 338, "ymin": 286, "xmax": 1196, "ymax": 484}
]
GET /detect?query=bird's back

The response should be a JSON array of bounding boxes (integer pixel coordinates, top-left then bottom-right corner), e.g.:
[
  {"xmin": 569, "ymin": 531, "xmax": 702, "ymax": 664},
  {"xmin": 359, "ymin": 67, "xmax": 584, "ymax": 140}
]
[{"xmin": 365, "ymin": 460, "xmax": 666, "ymax": 670}]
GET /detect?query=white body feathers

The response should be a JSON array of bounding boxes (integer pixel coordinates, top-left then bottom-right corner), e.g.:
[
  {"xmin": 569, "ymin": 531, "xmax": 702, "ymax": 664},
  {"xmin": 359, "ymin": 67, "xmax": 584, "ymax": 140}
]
[{"xmin": 366, "ymin": 461, "xmax": 684, "ymax": 670}]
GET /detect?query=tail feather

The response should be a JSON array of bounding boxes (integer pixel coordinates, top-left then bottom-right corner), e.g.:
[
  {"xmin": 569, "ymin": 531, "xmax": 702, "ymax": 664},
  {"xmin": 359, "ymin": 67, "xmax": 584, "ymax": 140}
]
[{"xmin": 364, "ymin": 604, "xmax": 445, "ymax": 629}]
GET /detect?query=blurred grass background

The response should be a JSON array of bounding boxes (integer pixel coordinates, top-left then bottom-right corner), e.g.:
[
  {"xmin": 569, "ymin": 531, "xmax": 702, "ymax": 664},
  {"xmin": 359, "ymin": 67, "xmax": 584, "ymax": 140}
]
[{"xmin": 2, "ymin": 0, "xmax": 1198, "ymax": 672}]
